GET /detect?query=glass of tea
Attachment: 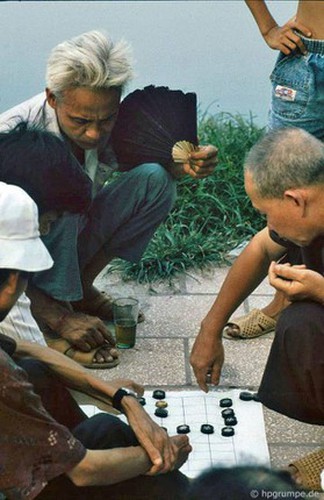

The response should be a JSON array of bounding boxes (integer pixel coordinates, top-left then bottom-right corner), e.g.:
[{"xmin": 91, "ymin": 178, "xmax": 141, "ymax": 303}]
[{"xmin": 113, "ymin": 297, "xmax": 139, "ymax": 348}]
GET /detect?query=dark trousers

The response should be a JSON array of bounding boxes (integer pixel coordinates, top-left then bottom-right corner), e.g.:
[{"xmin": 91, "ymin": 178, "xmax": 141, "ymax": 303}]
[
  {"xmin": 18, "ymin": 359, "xmax": 189, "ymax": 499},
  {"xmin": 258, "ymin": 301, "xmax": 324, "ymax": 425}
]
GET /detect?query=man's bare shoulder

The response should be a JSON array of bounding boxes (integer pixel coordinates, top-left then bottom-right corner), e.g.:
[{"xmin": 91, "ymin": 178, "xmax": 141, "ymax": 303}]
[{"xmin": 297, "ymin": 0, "xmax": 324, "ymax": 39}]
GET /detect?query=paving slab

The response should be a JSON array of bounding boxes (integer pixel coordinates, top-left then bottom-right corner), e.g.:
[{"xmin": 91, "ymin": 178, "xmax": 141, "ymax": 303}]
[
  {"xmin": 185, "ymin": 266, "xmax": 230, "ymax": 294},
  {"xmin": 137, "ymin": 295, "xmax": 233, "ymax": 339},
  {"xmin": 187, "ymin": 337, "xmax": 272, "ymax": 387},
  {"xmin": 263, "ymin": 407, "xmax": 324, "ymax": 445},
  {"xmin": 90, "ymin": 264, "xmax": 323, "ymax": 483},
  {"xmin": 94, "ymin": 338, "xmax": 187, "ymax": 386}
]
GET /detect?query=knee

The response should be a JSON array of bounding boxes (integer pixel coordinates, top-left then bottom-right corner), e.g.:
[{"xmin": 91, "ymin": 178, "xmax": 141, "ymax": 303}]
[
  {"xmin": 277, "ymin": 301, "xmax": 324, "ymax": 339},
  {"xmin": 133, "ymin": 163, "xmax": 177, "ymax": 206}
]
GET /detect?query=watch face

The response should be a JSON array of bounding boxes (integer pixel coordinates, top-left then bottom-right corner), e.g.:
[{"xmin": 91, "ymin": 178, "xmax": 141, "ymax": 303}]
[{"xmin": 121, "ymin": 387, "xmax": 137, "ymax": 397}]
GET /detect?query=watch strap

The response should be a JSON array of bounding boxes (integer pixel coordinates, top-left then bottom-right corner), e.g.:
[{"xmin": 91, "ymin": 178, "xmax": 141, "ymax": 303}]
[{"xmin": 112, "ymin": 388, "xmax": 137, "ymax": 412}]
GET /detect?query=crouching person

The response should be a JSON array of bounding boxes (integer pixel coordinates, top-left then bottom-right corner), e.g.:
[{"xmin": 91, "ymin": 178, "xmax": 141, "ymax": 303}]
[{"xmin": 0, "ymin": 182, "xmax": 191, "ymax": 499}]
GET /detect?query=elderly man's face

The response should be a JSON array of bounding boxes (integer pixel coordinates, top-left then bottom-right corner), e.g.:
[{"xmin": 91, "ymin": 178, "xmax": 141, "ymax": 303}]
[
  {"xmin": 47, "ymin": 87, "xmax": 121, "ymax": 151},
  {"xmin": 244, "ymin": 171, "xmax": 320, "ymax": 247}
]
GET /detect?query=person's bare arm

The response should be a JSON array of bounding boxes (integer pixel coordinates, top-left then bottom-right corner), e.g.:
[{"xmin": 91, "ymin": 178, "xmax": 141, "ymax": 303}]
[
  {"xmin": 190, "ymin": 227, "xmax": 285, "ymax": 392},
  {"xmin": 14, "ymin": 340, "xmax": 184, "ymax": 474},
  {"xmin": 68, "ymin": 434, "xmax": 191, "ymax": 486},
  {"xmin": 69, "ymin": 446, "xmax": 152, "ymax": 486},
  {"xmin": 26, "ymin": 283, "xmax": 115, "ymax": 351},
  {"xmin": 245, "ymin": 0, "xmax": 312, "ymax": 54}
]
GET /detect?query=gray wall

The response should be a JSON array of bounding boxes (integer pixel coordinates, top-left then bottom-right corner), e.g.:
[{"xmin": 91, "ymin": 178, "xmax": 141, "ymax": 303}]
[{"xmin": 0, "ymin": 1, "xmax": 297, "ymax": 125}]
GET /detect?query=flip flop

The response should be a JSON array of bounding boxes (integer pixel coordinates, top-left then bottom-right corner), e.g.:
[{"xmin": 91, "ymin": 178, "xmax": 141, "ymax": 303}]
[
  {"xmin": 44, "ymin": 334, "xmax": 120, "ymax": 370},
  {"xmin": 223, "ymin": 308, "xmax": 277, "ymax": 339},
  {"xmin": 288, "ymin": 449, "xmax": 324, "ymax": 491},
  {"xmin": 73, "ymin": 291, "xmax": 145, "ymax": 323}
]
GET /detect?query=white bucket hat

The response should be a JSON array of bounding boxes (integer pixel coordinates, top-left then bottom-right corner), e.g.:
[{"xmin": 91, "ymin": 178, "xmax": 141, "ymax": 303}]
[{"xmin": 0, "ymin": 182, "xmax": 53, "ymax": 272}]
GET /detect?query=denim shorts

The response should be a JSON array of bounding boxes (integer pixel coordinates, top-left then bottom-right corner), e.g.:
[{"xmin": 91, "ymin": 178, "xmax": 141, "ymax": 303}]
[{"xmin": 268, "ymin": 35, "xmax": 324, "ymax": 140}]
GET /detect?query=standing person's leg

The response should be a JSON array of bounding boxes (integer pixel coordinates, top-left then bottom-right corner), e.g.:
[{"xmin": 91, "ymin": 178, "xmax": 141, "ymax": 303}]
[
  {"xmin": 39, "ymin": 413, "xmax": 190, "ymax": 500},
  {"xmin": 258, "ymin": 300, "xmax": 324, "ymax": 424},
  {"xmin": 73, "ymin": 163, "xmax": 176, "ymax": 319},
  {"xmin": 225, "ymin": 38, "xmax": 324, "ymax": 339}
]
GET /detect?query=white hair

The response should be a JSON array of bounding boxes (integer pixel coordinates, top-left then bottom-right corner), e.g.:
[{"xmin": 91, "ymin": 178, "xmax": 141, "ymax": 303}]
[{"xmin": 46, "ymin": 30, "xmax": 134, "ymax": 96}]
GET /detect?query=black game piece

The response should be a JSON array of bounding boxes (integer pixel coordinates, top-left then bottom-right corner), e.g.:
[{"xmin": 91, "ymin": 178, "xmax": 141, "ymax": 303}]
[
  {"xmin": 221, "ymin": 408, "xmax": 235, "ymax": 418},
  {"xmin": 200, "ymin": 424, "xmax": 214, "ymax": 434},
  {"xmin": 155, "ymin": 408, "xmax": 168, "ymax": 418},
  {"xmin": 177, "ymin": 424, "xmax": 191, "ymax": 434},
  {"xmin": 153, "ymin": 389, "xmax": 166, "ymax": 400},
  {"xmin": 224, "ymin": 416, "xmax": 238, "ymax": 426},
  {"xmin": 219, "ymin": 398, "xmax": 233, "ymax": 408},
  {"xmin": 239, "ymin": 391, "xmax": 254, "ymax": 401},
  {"xmin": 252, "ymin": 393, "xmax": 260, "ymax": 402},
  {"xmin": 221, "ymin": 426, "xmax": 235, "ymax": 437},
  {"xmin": 139, "ymin": 397, "xmax": 146, "ymax": 406}
]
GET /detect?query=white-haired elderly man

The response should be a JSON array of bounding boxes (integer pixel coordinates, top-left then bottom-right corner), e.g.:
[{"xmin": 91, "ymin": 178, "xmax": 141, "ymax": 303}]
[
  {"xmin": 0, "ymin": 30, "xmax": 218, "ymax": 367},
  {"xmin": 0, "ymin": 181, "xmax": 191, "ymax": 498}
]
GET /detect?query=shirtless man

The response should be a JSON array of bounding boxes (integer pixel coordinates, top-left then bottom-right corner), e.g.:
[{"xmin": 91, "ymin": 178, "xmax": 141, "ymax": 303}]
[{"xmin": 225, "ymin": 1, "xmax": 324, "ymax": 340}]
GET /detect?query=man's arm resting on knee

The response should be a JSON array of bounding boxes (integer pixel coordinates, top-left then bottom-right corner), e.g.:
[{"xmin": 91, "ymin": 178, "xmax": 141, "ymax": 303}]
[
  {"xmin": 26, "ymin": 284, "xmax": 114, "ymax": 350},
  {"xmin": 14, "ymin": 340, "xmax": 179, "ymax": 474},
  {"xmin": 26, "ymin": 283, "xmax": 70, "ymax": 330},
  {"xmin": 67, "ymin": 446, "xmax": 152, "ymax": 486}
]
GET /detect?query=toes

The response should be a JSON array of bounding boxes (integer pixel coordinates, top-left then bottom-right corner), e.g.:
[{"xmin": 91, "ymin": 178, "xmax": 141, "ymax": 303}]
[
  {"xmin": 93, "ymin": 347, "xmax": 119, "ymax": 364},
  {"xmin": 138, "ymin": 310, "xmax": 145, "ymax": 323},
  {"xmin": 223, "ymin": 324, "xmax": 241, "ymax": 338}
]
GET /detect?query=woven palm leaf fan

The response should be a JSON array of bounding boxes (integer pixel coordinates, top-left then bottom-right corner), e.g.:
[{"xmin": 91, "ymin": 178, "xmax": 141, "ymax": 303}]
[{"xmin": 111, "ymin": 85, "xmax": 199, "ymax": 168}]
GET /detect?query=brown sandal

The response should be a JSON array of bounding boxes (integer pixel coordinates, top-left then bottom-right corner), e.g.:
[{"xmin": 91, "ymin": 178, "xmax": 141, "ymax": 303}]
[
  {"xmin": 223, "ymin": 308, "xmax": 277, "ymax": 339},
  {"xmin": 288, "ymin": 449, "xmax": 324, "ymax": 491},
  {"xmin": 44, "ymin": 333, "xmax": 120, "ymax": 370},
  {"xmin": 73, "ymin": 291, "xmax": 145, "ymax": 323}
]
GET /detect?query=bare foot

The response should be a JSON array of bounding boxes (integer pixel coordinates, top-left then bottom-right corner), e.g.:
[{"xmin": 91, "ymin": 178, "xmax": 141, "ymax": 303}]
[
  {"xmin": 73, "ymin": 286, "xmax": 145, "ymax": 323},
  {"xmin": 169, "ymin": 435, "xmax": 192, "ymax": 470},
  {"xmin": 92, "ymin": 344, "xmax": 119, "ymax": 365}
]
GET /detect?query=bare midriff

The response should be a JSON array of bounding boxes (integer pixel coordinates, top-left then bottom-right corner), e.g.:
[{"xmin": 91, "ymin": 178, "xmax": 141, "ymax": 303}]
[{"xmin": 296, "ymin": 0, "xmax": 324, "ymax": 39}]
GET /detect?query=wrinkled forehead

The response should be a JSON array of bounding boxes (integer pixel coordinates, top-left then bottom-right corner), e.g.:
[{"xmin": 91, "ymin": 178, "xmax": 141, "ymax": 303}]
[{"xmin": 59, "ymin": 87, "xmax": 121, "ymax": 117}]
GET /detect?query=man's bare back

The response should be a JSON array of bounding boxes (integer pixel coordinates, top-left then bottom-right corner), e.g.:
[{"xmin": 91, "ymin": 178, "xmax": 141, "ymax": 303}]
[{"xmin": 297, "ymin": 0, "xmax": 324, "ymax": 39}]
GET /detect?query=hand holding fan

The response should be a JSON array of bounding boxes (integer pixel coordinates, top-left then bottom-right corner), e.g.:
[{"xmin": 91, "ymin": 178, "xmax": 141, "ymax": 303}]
[{"xmin": 111, "ymin": 85, "xmax": 199, "ymax": 168}]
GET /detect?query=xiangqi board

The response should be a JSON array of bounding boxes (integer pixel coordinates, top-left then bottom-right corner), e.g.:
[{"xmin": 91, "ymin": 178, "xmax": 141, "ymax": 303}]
[{"xmin": 125, "ymin": 389, "xmax": 270, "ymax": 478}]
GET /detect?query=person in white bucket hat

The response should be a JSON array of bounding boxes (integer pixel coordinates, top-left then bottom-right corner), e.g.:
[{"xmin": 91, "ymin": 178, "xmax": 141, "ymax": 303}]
[
  {"xmin": 0, "ymin": 181, "xmax": 191, "ymax": 498},
  {"xmin": 0, "ymin": 182, "xmax": 53, "ymax": 273}
]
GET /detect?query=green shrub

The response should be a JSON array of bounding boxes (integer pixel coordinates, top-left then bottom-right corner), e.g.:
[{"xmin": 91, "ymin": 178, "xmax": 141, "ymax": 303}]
[{"xmin": 110, "ymin": 112, "xmax": 266, "ymax": 282}]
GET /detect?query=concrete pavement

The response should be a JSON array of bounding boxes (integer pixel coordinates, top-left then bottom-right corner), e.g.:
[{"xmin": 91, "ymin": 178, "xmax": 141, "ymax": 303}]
[{"xmin": 93, "ymin": 265, "xmax": 323, "ymax": 471}]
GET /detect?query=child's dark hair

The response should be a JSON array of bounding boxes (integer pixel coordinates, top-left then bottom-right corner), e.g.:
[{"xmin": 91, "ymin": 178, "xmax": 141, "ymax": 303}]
[
  {"xmin": 0, "ymin": 122, "xmax": 92, "ymax": 214},
  {"xmin": 188, "ymin": 465, "xmax": 299, "ymax": 500}
]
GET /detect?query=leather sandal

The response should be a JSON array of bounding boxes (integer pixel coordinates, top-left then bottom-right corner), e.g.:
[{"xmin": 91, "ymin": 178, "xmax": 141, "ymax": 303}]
[
  {"xmin": 44, "ymin": 333, "xmax": 120, "ymax": 370},
  {"xmin": 223, "ymin": 308, "xmax": 277, "ymax": 339}
]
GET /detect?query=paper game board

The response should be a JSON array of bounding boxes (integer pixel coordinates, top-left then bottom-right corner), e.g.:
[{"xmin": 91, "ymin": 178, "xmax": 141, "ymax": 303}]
[{"xmin": 117, "ymin": 388, "xmax": 270, "ymax": 478}]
